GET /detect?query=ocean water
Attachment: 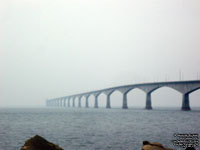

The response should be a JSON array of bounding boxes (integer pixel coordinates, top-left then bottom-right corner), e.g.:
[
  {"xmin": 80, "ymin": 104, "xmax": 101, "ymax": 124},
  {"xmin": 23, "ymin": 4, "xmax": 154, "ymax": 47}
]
[{"xmin": 0, "ymin": 107, "xmax": 200, "ymax": 150}]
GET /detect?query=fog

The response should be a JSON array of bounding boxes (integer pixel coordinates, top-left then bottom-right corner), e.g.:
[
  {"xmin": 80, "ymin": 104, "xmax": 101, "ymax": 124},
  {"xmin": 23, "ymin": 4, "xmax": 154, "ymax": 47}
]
[{"xmin": 0, "ymin": 0, "xmax": 200, "ymax": 108}]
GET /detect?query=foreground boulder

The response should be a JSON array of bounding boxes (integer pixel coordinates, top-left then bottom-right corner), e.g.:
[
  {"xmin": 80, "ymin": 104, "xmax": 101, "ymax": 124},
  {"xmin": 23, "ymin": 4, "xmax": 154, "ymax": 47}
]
[
  {"xmin": 21, "ymin": 135, "xmax": 63, "ymax": 150},
  {"xmin": 142, "ymin": 141, "xmax": 175, "ymax": 150}
]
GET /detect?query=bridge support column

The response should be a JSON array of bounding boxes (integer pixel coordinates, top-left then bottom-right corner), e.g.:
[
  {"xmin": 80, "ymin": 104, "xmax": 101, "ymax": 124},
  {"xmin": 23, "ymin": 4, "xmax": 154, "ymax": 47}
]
[
  {"xmin": 181, "ymin": 93, "xmax": 191, "ymax": 111},
  {"xmin": 60, "ymin": 100, "xmax": 62, "ymax": 107},
  {"xmin": 58, "ymin": 100, "xmax": 60, "ymax": 107},
  {"xmin": 62, "ymin": 100, "xmax": 64, "ymax": 107},
  {"xmin": 106, "ymin": 94, "xmax": 111, "ymax": 108},
  {"xmin": 64, "ymin": 99, "xmax": 66, "ymax": 107},
  {"xmin": 122, "ymin": 93, "xmax": 128, "ymax": 109},
  {"xmin": 57, "ymin": 100, "xmax": 60, "ymax": 107},
  {"xmin": 85, "ymin": 97, "xmax": 89, "ymax": 108},
  {"xmin": 78, "ymin": 97, "xmax": 81, "ymax": 108},
  {"xmin": 56, "ymin": 100, "xmax": 59, "ymax": 107},
  {"xmin": 61, "ymin": 100, "xmax": 63, "ymax": 107},
  {"xmin": 68, "ymin": 99, "xmax": 70, "ymax": 107},
  {"xmin": 94, "ymin": 96, "xmax": 98, "ymax": 108},
  {"xmin": 59, "ymin": 100, "xmax": 61, "ymax": 107},
  {"xmin": 145, "ymin": 92, "xmax": 152, "ymax": 110},
  {"xmin": 73, "ymin": 98, "xmax": 75, "ymax": 107}
]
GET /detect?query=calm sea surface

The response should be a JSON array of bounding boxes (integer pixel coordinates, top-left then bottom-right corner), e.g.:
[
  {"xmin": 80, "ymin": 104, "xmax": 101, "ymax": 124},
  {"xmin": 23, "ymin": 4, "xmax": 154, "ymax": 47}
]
[{"xmin": 0, "ymin": 107, "xmax": 200, "ymax": 150}]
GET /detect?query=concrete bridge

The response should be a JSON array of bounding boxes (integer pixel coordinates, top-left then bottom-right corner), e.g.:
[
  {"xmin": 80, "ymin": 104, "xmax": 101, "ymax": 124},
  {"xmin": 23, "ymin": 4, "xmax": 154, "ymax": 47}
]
[{"xmin": 46, "ymin": 80, "xmax": 200, "ymax": 111}]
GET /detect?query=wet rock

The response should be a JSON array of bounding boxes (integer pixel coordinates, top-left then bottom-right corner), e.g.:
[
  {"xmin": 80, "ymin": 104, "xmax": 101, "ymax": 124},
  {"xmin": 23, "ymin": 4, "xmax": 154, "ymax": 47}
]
[
  {"xmin": 21, "ymin": 135, "xmax": 63, "ymax": 150},
  {"xmin": 142, "ymin": 141, "xmax": 175, "ymax": 150}
]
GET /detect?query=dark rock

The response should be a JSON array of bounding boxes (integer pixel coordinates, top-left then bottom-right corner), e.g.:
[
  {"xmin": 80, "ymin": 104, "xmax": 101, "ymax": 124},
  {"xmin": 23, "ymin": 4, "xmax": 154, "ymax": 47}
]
[
  {"xmin": 142, "ymin": 141, "xmax": 175, "ymax": 150},
  {"xmin": 21, "ymin": 135, "xmax": 63, "ymax": 150},
  {"xmin": 185, "ymin": 147, "xmax": 196, "ymax": 150}
]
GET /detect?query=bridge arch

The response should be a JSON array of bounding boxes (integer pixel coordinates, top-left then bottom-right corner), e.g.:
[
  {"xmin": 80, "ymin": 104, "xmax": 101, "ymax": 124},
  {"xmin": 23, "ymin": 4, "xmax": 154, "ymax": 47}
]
[
  {"xmin": 126, "ymin": 88, "xmax": 146, "ymax": 108},
  {"xmin": 81, "ymin": 96, "xmax": 87, "ymax": 108},
  {"xmin": 186, "ymin": 86, "xmax": 200, "ymax": 95},
  {"xmin": 74, "ymin": 97, "xmax": 79, "ymax": 107},
  {"xmin": 68, "ymin": 97, "xmax": 73, "ymax": 107},
  {"xmin": 97, "ymin": 92, "xmax": 107, "ymax": 108},
  {"xmin": 102, "ymin": 89, "xmax": 117, "ymax": 96},
  {"xmin": 145, "ymin": 85, "xmax": 183, "ymax": 95},
  {"xmin": 151, "ymin": 86, "xmax": 182, "ymax": 109},
  {"xmin": 109, "ymin": 90, "xmax": 123, "ymax": 108},
  {"xmin": 189, "ymin": 88, "xmax": 200, "ymax": 109},
  {"xmin": 88, "ymin": 94, "xmax": 95, "ymax": 108},
  {"xmin": 71, "ymin": 97, "xmax": 76, "ymax": 107}
]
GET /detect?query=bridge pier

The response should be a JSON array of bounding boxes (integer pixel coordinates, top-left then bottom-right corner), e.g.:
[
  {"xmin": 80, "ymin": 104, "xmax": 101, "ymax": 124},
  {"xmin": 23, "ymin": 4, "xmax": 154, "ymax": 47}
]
[
  {"xmin": 106, "ymin": 94, "xmax": 111, "ymax": 108},
  {"xmin": 61, "ymin": 99, "xmax": 64, "ymax": 107},
  {"xmin": 60, "ymin": 99, "xmax": 64, "ymax": 107},
  {"xmin": 63, "ymin": 98, "xmax": 66, "ymax": 107},
  {"xmin": 60, "ymin": 99, "xmax": 62, "ymax": 107},
  {"xmin": 78, "ymin": 97, "xmax": 81, "ymax": 108},
  {"xmin": 94, "ymin": 95, "xmax": 98, "ymax": 108},
  {"xmin": 58, "ymin": 100, "xmax": 59, "ymax": 107},
  {"xmin": 56, "ymin": 100, "xmax": 59, "ymax": 107},
  {"xmin": 59, "ymin": 99, "xmax": 61, "ymax": 107},
  {"xmin": 73, "ymin": 98, "xmax": 75, "ymax": 107},
  {"xmin": 85, "ymin": 96, "xmax": 89, "ymax": 108},
  {"xmin": 68, "ymin": 99, "xmax": 70, "ymax": 107},
  {"xmin": 58, "ymin": 100, "xmax": 60, "ymax": 107},
  {"xmin": 181, "ymin": 93, "xmax": 191, "ymax": 111},
  {"xmin": 122, "ymin": 93, "xmax": 128, "ymax": 109},
  {"xmin": 145, "ymin": 92, "xmax": 152, "ymax": 110},
  {"xmin": 55, "ymin": 101, "xmax": 56, "ymax": 107}
]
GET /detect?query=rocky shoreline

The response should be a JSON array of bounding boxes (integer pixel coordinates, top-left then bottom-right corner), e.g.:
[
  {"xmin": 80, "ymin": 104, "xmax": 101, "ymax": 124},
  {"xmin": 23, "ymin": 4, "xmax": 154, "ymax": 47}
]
[
  {"xmin": 21, "ymin": 135, "xmax": 63, "ymax": 150},
  {"xmin": 21, "ymin": 135, "xmax": 195, "ymax": 150},
  {"xmin": 142, "ymin": 141, "xmax": 175, "ymax": 150}
]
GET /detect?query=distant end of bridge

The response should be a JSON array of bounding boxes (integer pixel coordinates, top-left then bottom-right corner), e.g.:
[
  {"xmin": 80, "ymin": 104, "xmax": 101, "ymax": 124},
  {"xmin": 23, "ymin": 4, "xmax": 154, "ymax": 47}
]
[{"xmin": 46, "ymin": 80, "xmax": 200, "ymax": 111}]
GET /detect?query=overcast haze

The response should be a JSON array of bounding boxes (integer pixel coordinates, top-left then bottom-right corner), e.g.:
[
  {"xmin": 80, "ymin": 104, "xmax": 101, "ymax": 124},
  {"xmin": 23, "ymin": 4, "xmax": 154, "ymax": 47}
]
[{"xmin": 0, "ymin": 0, "xmax": 200, "ymax": 108}]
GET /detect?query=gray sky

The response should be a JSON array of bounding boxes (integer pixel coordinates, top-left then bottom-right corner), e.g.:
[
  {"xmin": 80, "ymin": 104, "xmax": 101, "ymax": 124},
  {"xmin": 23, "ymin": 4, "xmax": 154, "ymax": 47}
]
[{"xmin": 0, "ymin": 0, "xmax": 200, "ymax": 108}]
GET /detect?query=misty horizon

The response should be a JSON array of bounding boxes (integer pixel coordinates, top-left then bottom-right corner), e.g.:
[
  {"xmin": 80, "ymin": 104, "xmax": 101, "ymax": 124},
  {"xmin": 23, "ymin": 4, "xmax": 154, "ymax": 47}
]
[{"xmin": 1, "ymin": 0, "xmax": 200, "ymax": 108}]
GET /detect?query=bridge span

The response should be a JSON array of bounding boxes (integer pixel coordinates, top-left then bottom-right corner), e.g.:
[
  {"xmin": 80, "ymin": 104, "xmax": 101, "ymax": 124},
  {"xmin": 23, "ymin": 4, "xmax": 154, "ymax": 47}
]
[{"xmin": 46, "ymin": 80, "xmax": 200, "ymax": 111}]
